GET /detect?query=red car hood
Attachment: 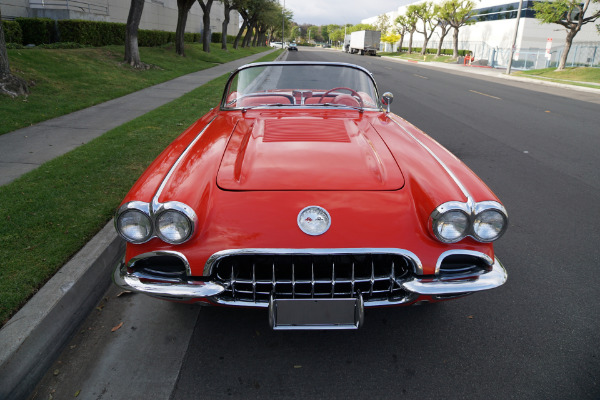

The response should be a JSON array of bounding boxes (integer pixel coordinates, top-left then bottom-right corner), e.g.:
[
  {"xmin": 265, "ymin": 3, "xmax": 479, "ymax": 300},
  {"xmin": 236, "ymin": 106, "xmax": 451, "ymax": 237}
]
[{"xmin": 217, "ymin": 116, "xmax": 405, "ymax": 191}]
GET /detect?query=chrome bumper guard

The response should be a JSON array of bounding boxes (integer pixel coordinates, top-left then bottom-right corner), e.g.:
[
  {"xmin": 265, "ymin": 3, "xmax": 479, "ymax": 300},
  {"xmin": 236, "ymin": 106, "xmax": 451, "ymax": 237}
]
[
  {"xmin": 403, "ymin": 257, "xmax": 507, "ymax": 295},
  {"xmin": 113, "ymin": 257, "xmax": 506, "ymax": 301},
  {"xmin": 113, "ymin": 261, "xmax": 225, "ymax": 299}
]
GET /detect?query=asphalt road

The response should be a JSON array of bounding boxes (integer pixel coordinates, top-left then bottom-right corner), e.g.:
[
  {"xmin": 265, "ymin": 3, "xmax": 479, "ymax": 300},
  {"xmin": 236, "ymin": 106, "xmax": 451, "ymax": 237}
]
[{"xmin": 31, "ymin": 48, "xmax": 600, "ymax": 400}]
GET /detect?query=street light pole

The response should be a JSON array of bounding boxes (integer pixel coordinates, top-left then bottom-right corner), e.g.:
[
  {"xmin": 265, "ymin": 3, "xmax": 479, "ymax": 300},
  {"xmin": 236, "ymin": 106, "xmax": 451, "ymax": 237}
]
[{"xmin": 506, "ymin": 0, "xmax": 524, "ymax": 75}]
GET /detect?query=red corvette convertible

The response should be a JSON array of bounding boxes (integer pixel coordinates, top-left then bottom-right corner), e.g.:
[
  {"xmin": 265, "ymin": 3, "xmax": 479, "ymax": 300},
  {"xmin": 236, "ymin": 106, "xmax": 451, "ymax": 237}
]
[{"xmin": 114, "ymin": 62, "xmax": 508, "ymax": 330}]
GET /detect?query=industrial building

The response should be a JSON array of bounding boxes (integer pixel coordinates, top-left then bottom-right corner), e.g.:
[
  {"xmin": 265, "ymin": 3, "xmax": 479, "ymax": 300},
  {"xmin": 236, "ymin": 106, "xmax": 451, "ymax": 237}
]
[
  {"xmin": 363, "ymin": 0, "xmax": 600, "ymax": 69},
  {"xmin": 2, "ymin": 0, "xmax": 239, "ymax": 36}
]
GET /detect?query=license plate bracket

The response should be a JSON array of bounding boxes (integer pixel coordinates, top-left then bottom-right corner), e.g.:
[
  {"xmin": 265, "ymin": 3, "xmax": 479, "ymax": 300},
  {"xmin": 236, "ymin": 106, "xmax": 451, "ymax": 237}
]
[{"xmin": 268, "ymin": 295, "xmax": 364, "ymax": 330}]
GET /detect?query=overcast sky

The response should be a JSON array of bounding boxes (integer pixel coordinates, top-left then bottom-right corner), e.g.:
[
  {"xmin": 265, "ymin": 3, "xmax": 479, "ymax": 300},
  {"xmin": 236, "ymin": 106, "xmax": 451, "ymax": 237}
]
[{"xmin": 285, "ymin": 0, "xmax": 412, "ymax": 26}]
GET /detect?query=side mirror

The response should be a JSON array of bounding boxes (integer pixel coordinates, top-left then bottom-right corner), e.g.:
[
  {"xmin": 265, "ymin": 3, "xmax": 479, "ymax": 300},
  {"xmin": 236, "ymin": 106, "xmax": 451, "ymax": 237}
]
[{"xmin": 381, "ymin": 92, "xmax": 394, "ymax": 113}]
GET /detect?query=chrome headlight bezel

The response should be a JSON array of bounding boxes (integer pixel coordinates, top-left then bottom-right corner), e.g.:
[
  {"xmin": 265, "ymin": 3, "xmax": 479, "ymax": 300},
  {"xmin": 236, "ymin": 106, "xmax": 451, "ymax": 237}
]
[
  {"xmin": 472, "ymin": 202, "xmax": 509, "ymax": 242},
  {"xmin": 430, "ymin": 201, "xmax": 471, "ymax": 243},
  {"xmin": 115, "ymin": 202, "xmax": 153, "ymax": 244},
  {"xmin": 154, "ymin": 202, "xmax": 197, "ymax": 245},
  {"xmin": 431, "ymin": 201, "xmax": 508, "ymax": 244},
  {"xmin": 115, "ymin": 201, "xmax": 197, "ymax": 245}
]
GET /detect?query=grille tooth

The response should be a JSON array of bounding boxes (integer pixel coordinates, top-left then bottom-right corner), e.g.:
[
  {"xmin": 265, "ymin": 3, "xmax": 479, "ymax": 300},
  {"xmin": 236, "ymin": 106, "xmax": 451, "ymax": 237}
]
[{"xmin": 212, "ymin": 253, "xmax": 412, "ymax": 304}]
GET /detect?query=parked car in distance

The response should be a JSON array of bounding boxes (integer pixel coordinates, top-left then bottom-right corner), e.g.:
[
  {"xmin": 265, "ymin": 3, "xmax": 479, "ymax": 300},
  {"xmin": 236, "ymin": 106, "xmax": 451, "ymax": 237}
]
[
  {"xmin": 114, "ymin": 62, "xmax": 508, "ymax": 330},
  {"xmin": 288, "ymin": 43, "xmax": 298, "ymax": 51},
  {"xmin": 269, "ymin": 41, "xmax": 282, "ymax": 48}
]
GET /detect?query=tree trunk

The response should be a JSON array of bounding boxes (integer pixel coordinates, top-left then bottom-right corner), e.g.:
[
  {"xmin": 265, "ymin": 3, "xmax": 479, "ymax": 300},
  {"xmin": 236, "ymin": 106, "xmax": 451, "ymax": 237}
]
[
  {"xmin": 252, "ymin": 25, "xmax": 259, "ymax": 47},
  {"xmin": 398, "ymin": 35, "xmax": 404, "ymax": 52},
  {"xmin": 233, "ymin": 19, "xmax": 247, "ymax": 49},
  {"xmin": 558, "ymin": 29, "xmax": 576, "ymax": 71},
  {"xmin": 124, "ymin": 0, "xmax": 146, "ymax": 68},
  {"xmin": 243, "ymin": 24, "xmax": 254, "ymax": 47},
  {"xmin": 221, "ymin": 2, "xmax": 230, "ymax": 50},
  {"xmin": 421, "ymin": 36, "xmax": 428, "ymax": 55},
  {"xmin": 176, "ymin": 0, "xmax": 195, "ymax": 56},
  {"xmin": 408, "ymin": 31, "xmax": 414, "ymax": 54},
  {"xmin": 198, "ymin": 0, "xmax": 214, "ymax": 52},
  {"xmin": 452, "ymin": 27, "xmax": 459, "ymax": 58},
  {"xmin": 0, "ymin": 7, "xmax": 28, "ymax": 97},
  {"xmin": 436, "ymin": 30, "xmax": 448, "ymax": 56}
]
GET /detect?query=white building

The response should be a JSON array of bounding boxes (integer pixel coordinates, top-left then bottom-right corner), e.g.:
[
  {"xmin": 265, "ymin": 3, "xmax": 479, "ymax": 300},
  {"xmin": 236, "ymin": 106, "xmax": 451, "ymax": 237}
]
[
  {"xmin": 2, "ymin": 0, "xmax": 239, "ymax": 35},
  {"xmin": 363, "ymin": 0, "xmax": 600, "ymax": 69}
]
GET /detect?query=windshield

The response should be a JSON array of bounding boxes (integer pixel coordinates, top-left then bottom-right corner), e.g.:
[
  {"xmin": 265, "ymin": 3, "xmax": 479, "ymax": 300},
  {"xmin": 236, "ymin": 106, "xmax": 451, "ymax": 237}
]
[{"xmin": 222, "ymin": 63, "xmax": 381, "ymax": 110}]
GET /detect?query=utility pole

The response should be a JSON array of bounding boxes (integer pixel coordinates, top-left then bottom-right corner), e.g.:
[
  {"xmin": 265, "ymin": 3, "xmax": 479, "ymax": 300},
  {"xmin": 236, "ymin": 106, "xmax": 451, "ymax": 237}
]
[{"xmin": 506, "ymin": 0, "xmax": 524, "ymax": 75}]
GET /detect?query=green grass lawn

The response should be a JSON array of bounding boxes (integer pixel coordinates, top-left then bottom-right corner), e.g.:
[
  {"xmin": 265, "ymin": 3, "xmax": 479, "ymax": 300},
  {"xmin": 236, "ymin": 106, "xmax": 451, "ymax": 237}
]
[
  {"xmin": 0, "ymin": 43, "xmax": 271, "ymax": 135},
  {"xmin": 0, "ymin": 50, "xmax": 282, "ymax": 326},
  {"xmin": 514, "ymin": 67, "xmax": 600, "ymax": 88}
]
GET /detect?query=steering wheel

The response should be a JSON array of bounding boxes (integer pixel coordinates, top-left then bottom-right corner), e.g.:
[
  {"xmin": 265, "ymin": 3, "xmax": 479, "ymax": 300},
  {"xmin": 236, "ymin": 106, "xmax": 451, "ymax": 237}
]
[{"xmin": 318, "ymin": 87, "xmax": 364, "ymax": 107}]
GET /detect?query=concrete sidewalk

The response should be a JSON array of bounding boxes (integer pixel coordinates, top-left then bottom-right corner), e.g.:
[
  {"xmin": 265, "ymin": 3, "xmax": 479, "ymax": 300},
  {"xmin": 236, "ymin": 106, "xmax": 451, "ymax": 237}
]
[{"xmin": 0, "ymin": 49, "xmax": 276, "ymax": 187}]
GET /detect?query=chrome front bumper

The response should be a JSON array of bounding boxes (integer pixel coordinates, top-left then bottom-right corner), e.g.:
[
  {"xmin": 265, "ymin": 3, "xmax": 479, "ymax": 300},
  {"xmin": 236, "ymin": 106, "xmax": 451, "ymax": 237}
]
[{"xmin": 113, "ymin": 257, "xmax": 507, "ymax": 303}]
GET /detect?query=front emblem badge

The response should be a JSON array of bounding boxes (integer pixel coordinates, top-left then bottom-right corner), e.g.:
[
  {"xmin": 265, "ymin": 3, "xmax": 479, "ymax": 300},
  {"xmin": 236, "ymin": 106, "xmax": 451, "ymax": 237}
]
[{"xmin": 297, "ymin": 206, "xmax": 331, "ymax": 236}]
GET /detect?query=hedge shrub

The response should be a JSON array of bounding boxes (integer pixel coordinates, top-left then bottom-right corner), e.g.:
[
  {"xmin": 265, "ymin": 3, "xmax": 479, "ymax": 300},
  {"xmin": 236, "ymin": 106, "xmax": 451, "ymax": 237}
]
[
  {"xmin": 58, "ymin": 20, "xmax": 125, "ymax": 46},
  {"xmin": 184, "ymin": 32, "xmax": 200, "ymax": 43},
  {"xmin": 15, "ymin": 17, "xmax": 55, "ymax": 45},
  {"xmin": 7, "ymin": 18, "xmax": 209, "ymax": 48},
  {"xmin": 211, "ymin": 32, "xmax": 221, "ymax": 43},
  {"xmin": 2, "ymin": 21, "xmax": 23, "ymax": 44},
  {"xmin": 138, "ymin": 29, "xmax": 171, "ymax": 47}
]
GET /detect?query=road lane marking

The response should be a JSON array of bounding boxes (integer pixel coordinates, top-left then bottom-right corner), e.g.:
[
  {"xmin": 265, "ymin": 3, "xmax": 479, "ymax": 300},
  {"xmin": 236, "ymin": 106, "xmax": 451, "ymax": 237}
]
[
  {"xmin": 469, "ymin": 90, "xmax": 502, "ymax": 100},
  {"xmin": 414, "ymin": 74, "xmax": 428, "ymax": 79}
]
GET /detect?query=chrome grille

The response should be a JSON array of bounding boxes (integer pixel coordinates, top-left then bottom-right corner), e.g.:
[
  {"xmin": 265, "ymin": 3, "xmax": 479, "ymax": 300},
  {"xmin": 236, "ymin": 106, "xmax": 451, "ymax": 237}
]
[{"xmin": 210, "ymin": 252, "xmax": 413, "ymax": 304}]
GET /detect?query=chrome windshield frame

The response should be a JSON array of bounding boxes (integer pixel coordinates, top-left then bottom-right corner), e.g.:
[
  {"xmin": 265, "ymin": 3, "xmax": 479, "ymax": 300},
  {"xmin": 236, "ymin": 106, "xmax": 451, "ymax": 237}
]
[{"xmin": 220, "ymin": 61, "xmax": 383, "ymax": 111}]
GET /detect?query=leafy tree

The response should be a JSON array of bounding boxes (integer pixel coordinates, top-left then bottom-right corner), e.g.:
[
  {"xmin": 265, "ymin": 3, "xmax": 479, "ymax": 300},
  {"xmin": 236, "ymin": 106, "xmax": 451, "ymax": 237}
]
[
  {"xmin": 307, "ymin": 25, "xmax": 319, "ymax": 42},
  {"xmin": 290, "ymin": 25, "xmax": 300, "ymax": 41},
  {"xmin": 400, "ymin": 7, "xmax": 419, "ymax": 53},
  {"xmin": 0, "ymin": 7, "xmax": 28, "ymax": 97},
  {"xmin": 376, "ymin": 13, "xmax": 391, "ymax": 34},
  {"xmin": 321, "ymin": 25, "xmax": 329, "ymax": 42},
  {"xmin": 197, "ymin": 0, "xmax": 215, "ymax": 52},
  {"xmin": 433, "ymin": 3, "xmax": 452, "ymax": 56},
  {"xmin": 176, "ymin": 0, "xmax": 196, "ymax": 56},
  {"xmin": 437, "ymin": 0, "xmax": 475, "ymax": 58},
  {"xmin": 394, "ymin": 15, "xmax": 411, "ymax": 52},
  {"xmin": 533, "ymin": 0, "xmax": 600, "ymax": 70},
  {"xmin": 220, "ymin": 0, "xmax": 244, "ymax": 50},
  {"xmin": 412, "ymin": 2, "xmax": 437, "ymax": 55},
  {"xmin": 381, "ymin": 33, "xmax": 401, "ymax": 47},
  {"xmin": 348, "ymin": 23, "xmax": 376, "ymax": 33},
  {"xmin": 124, "ymin": 0, "xmax": 146, "ymax": 68},
  {"xmin": 330, "ymin": 28, "xmax": 345, "ymax": 43}
]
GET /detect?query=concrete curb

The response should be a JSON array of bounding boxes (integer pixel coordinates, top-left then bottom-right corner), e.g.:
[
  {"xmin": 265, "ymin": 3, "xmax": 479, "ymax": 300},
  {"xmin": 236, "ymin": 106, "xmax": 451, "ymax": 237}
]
[
  {"xmin": 0, "ymin": 48, "xmax": 288, "ymax": 400},
  {"xmin": 0, "ymin": 222, "xmax": 125, "ymax": 400}
]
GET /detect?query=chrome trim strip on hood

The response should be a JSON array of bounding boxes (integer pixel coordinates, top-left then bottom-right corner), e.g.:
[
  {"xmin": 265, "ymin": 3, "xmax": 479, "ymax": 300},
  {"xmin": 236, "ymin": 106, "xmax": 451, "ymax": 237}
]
[
  {"xmin": 151, "ymin": 115, "xmax": 218, "ymax": 214},
  {"xmin": 387, "ymin": 115, "xmax": 474, "ymax": 206}
]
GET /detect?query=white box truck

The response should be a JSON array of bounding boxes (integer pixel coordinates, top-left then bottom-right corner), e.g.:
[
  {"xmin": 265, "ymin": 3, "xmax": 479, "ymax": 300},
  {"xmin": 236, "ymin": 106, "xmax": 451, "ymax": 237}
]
[{"xmin": 349, "ymin": 30, "xmax": 381, "ymax": 56}]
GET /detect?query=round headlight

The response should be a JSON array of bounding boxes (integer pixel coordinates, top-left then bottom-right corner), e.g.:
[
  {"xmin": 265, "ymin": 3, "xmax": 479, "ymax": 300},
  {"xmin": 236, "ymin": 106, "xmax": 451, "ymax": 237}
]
[
  {"xmin": 434, "ymin": 210, "xmax": 469, "ymax": 243},
  {"xmin": 117, "ymin": 210, "xmax": 153, "ymax": 243},
  {"xmin": 156, "ymin": 210, "xmax": 193, "ymax": 244},
  {"xmin": 473, "ymin": 210, "xmax": 507, "ymax": 242}
]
